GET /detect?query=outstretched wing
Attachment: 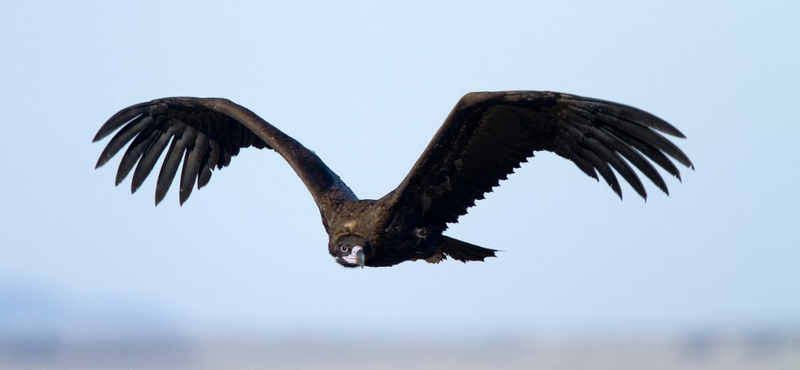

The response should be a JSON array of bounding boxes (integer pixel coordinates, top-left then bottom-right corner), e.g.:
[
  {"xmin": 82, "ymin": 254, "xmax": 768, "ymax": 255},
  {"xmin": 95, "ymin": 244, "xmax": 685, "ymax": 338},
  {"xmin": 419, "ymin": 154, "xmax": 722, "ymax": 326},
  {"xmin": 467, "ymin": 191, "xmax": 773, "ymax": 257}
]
[
  {"xmin": 93, "ymin": 97, "xmax": 356, "ymax": 207},
  {"xmin": 389, "ymin": 91, "xmax": 693, "ymax": 228}
]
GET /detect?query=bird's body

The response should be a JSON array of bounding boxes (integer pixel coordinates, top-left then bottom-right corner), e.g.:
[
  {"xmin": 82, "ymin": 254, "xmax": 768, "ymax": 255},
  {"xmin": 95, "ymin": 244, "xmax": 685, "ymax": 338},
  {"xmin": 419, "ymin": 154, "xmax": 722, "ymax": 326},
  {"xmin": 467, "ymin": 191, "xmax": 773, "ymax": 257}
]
[{"xmin": 93, "ymin": 91, "xmax": 693, "ymax": 268}]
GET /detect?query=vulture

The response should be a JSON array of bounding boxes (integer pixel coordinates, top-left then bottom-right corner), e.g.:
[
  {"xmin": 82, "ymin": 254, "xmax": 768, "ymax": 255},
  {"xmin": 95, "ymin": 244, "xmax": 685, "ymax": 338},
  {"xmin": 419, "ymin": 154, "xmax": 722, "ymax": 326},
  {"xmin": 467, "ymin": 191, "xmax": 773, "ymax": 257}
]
[{"xmin": 93, "ymin": 91, "xmax": 693, "ymax": 268}]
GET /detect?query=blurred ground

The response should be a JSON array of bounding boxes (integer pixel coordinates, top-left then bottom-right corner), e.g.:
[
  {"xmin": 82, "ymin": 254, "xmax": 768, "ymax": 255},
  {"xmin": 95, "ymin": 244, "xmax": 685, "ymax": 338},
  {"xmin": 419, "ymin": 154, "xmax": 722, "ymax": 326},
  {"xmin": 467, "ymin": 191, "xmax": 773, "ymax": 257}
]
[{"xmin": 2, "ymin": 330, "xmax": 798, "ymax": 370}]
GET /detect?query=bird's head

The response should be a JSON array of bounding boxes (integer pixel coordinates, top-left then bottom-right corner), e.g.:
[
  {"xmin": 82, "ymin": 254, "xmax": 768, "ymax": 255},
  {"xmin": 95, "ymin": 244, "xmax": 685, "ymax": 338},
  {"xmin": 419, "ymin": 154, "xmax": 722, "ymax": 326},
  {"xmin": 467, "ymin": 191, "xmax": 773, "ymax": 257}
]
[{"xmin": 331, "ymin": 235, "xmax": 369, "ymax": 268}]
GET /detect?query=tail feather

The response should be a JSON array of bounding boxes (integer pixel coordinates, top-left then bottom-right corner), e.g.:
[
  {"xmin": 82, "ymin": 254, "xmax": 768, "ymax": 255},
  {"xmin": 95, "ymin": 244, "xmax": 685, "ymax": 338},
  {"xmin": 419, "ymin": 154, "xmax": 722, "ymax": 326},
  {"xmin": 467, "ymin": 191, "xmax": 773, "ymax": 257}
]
[{"xmin": 438, "ymin": 235, "xmax": 497, "ymax": 263}]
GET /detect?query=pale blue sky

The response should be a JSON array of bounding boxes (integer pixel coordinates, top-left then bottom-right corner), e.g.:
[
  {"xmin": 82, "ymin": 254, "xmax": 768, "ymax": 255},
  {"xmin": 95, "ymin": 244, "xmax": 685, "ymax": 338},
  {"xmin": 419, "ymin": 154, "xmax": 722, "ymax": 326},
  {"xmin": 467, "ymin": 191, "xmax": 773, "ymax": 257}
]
[{"xmin": 1, "ymin": 1, "xmax": 798, "ymax": 339}]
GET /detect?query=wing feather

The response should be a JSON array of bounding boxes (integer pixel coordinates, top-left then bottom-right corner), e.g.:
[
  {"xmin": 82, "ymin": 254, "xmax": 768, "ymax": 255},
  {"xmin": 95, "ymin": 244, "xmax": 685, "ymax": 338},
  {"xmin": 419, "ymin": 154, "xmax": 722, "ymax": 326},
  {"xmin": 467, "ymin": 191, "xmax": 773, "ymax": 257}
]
[
  {"xmin": 96, "ymin": 115, "xmax": 152, "ymax": 168},
  {"xmin": 579, "ymin": 144, "xmax": 623, "ymax": 197},
  {"xmin": 561, "ymin": 123, "xmax": 645, "ymax": 198},
  {"xmin": 595, "ymin": 111, "xmax": 693, "ymax": 168},
  {"xmin": 589, "ymin": 128, "xmax": 668, "ymax": 194},
  {"xmin": 180, "ymin": 132, "xmax": 208, "ymax": 203},
  {"xmin": 155, "ymin": 129, "xmax": 196, "ymax": 205},
  {"xmin": 198, "ymin": 139, "xmax": 220, "ymax": 189},
  {"xmin": 93, "ymin": 103, "xmax": 151, "ymax": 142},
  {"xmin": 131, "ymin": 124, "xmax": 181, "ymax": 194},
  {"xmin": 116, "ymin": 125, "xmax": 161, "ymax": 186},
  {"xmin": 604, "ymin": 125, "xmax": 684, "ymax": 181}
]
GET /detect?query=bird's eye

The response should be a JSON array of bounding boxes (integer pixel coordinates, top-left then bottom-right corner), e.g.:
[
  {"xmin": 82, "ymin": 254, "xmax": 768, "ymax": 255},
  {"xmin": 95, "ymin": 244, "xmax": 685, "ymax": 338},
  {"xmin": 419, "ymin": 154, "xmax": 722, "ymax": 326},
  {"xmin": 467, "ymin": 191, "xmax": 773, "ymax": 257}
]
[{"xmin": 340, "ymin": 245, "xmax": 348, "ymax": 252}]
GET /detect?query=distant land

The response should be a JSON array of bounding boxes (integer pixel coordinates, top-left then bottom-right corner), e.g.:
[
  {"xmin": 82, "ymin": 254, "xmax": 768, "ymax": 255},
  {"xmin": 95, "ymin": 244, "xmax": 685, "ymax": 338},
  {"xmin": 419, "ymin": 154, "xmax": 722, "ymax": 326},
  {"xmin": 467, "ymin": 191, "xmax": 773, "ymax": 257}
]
[
  {"xmin": 2, "ymin": 283, "xmax": 798, "ymax": 370},
  {"xmin": 0, "ymin": 284, "xmax": 185, "ymax": 339}
]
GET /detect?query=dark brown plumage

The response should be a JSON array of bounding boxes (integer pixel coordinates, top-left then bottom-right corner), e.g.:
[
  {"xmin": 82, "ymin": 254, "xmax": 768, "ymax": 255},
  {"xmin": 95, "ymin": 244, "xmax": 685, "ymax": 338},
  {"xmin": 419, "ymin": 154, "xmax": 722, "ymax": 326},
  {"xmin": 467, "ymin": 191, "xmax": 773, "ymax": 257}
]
[{"xmin": 93, "ymin": 91, "xmax": 693, "ymax": 267}]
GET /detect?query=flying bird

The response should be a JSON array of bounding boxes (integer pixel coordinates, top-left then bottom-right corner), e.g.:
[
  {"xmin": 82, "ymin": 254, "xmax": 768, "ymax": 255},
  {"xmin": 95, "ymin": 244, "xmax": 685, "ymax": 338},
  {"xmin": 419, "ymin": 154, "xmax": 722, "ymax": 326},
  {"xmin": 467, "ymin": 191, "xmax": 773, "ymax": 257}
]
[{"xmin": 93, "ymin": 91, "xmax": 693, "ymax": 268}]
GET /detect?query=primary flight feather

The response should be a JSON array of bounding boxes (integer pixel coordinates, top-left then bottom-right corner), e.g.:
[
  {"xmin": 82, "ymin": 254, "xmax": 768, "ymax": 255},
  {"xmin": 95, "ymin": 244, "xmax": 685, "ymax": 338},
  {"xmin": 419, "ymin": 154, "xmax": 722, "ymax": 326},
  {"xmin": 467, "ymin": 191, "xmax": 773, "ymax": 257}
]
[{"xmin": 93, "ymin": 91, "xmax": 693, "ymax": 267}]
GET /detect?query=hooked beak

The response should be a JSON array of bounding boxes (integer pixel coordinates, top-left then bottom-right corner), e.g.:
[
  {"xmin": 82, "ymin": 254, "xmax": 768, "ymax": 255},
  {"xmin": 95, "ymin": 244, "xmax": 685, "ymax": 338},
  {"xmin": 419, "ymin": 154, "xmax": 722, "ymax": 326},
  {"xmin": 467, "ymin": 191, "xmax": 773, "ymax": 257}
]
[{"xmin": 342, "ymin": 245, "xmax": 365, "ymax": 268}]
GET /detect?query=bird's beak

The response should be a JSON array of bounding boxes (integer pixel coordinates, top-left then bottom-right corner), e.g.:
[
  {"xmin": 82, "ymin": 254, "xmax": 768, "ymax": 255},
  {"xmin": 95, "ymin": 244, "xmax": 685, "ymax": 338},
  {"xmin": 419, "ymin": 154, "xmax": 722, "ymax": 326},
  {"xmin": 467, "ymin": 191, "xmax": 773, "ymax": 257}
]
[{"xmin": 343, "ymin": 246, "xmax": 365, "ymax": 268}]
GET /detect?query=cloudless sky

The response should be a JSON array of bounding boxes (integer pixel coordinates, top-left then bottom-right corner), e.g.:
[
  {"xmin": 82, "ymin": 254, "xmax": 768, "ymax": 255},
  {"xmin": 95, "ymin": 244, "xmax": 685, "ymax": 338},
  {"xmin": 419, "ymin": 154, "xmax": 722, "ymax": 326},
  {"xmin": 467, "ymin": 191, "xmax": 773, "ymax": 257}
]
[{"xmin": 1, "ymin": 1, "xmax": 798, "ymax": 340}]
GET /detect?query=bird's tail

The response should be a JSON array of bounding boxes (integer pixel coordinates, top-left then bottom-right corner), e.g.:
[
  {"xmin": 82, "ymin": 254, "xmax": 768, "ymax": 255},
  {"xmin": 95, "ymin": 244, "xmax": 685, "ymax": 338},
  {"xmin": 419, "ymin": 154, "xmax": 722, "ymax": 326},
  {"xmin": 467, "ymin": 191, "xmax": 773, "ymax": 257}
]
[{"xmin": 438, "ymin": 235, "xmax": 497, "ymax": 262}]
